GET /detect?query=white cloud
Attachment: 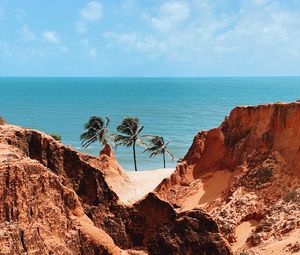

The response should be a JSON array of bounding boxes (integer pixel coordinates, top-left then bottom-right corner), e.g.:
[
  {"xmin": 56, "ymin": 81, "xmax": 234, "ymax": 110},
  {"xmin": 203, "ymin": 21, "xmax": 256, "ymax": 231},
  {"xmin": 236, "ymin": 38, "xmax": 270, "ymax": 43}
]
[
  {"xmin": 80, "ymin": 1, "xmax": 102, "ymax": 21},
  {"xmin": 78, "ymin": 38, "xmax": 97, "ymax": 57},
  {"xmin": 80, "ymin": 38, "xmax": 89, "ymax": 47},
  {"xmin": 119, "ymin": 0, "xmax": 137, "ymax": 15},
  {"xmin": 75, "ymin": 21, "xmax": 87, "ymax": 34},
  {"xmin": 76, "ymin": 1, "xmax": 102, "ymax": 34},
  {"xmin": 15, "ymin": 8, "xmax": 26, "ymax": 22},
  {"xmin": 42, "ymin": 31, "xmax": 60, "ymax": 44},
  {"xmin": 89, "ymin": 48, "xmax": 97, "ymax": 57},
  {"xmin": 103, "ymin": 32, "xmax": 136, "ymax": 45},
  {"xmin": 103, "ymin": 0, "xmax": 300, "ymax": 74},
  {"xmin": 252, "ymin": 0, "xmax": 269, "ymax": 6},
  {"xmin": 151, "ymin": 1, "xmax": 190, "ymax": 33},
  {"xmin": 58, "ymin": 46, "xmax": 70, "ymax": 53},
  {"xmin": 192, "ymin": 0, "xmax": 213, "ymax": 12},
  {"xmin": 0, "ymin": 41, "xmax": 12, "ymax": 56},
  {"xmin": 3, "ymin": 0, "xmax": 300, "ymax": 75},
  {"xmin": 20, "ymin": 25, "xmax": 36, "ymax": 41},
  {"xmin": 103, "ymin": 32, "xmax": 165, "ymax": 55}
]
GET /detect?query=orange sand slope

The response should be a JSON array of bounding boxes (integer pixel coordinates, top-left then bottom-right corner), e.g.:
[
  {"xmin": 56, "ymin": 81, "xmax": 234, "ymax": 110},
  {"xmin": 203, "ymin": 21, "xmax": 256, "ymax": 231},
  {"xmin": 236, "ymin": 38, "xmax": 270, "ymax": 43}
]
[{"xmin": 155, "ymin": 101, "xmax": 300, "ymax": 255}]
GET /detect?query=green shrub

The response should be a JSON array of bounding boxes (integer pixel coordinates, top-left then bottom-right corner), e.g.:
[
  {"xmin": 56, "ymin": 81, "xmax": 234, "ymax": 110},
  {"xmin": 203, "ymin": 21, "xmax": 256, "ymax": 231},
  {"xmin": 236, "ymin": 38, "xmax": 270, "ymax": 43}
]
[{"xmin": 49, "ymin": 133, "xmax": 62, "ymax": 141}]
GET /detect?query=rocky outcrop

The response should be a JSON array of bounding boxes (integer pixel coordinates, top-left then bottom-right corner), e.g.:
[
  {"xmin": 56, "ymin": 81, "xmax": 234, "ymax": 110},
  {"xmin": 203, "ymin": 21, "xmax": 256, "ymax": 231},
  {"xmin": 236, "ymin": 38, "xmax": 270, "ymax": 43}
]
[
  {"xmin": 156, "ymin": 102, "xmax": 300, "ymax": 254},
  {"xmin": 0, "ymin": 125, "xmax": 121, "ymax": 254},
  {"xmin": 0, "ymin": 117, "xmax": 6, "ymax": 125},
  {"xmin": 0, "ymin": 124, "xmax": 232, "ymax": 254},
  {"xmin": 130, "ymin": 193, "xmax": 231, "ymax": 255}
]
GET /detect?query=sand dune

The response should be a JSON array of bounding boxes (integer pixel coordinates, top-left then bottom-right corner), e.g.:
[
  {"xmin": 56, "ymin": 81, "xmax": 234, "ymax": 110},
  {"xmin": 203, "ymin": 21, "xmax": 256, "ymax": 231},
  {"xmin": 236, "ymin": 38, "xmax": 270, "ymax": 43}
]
[{"xmin": 179, "ymin": 170, "xmax": 231, "ymax": 211}]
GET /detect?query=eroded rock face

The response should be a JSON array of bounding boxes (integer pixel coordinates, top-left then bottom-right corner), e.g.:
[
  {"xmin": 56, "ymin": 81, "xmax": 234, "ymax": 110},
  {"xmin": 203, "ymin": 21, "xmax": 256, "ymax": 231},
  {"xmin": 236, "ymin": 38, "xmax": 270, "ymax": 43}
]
[
  {"xmin": 147, "ymin": 208, "xmax": 232, "ymax": 255},
  {"xmin": 0, "ymin": 117, "xmax": 7, "ymax": 125},
  {"xmin": 0, "ymin": 124, "xmax": 232, "ymax": 254},
  {"xmin": 0, "ymin": 126, "xmax": 121, "ymax": 254},
  {"xmin": 156, "ymin": 102, "xmax": 300, "ymax": 253}
]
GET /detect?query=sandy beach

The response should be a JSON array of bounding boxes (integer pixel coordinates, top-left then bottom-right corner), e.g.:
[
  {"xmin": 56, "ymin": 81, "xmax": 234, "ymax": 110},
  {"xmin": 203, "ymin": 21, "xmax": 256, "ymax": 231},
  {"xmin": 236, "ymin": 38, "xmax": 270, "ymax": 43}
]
[{"xmin": 118, "ymin": 168, "xmax": 175, "ymax": 204}]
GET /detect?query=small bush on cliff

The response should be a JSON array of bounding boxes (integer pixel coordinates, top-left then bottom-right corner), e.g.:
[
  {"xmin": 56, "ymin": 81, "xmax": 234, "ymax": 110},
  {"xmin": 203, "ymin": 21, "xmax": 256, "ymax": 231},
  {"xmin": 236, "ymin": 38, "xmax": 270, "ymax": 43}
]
[{"xmin": 49, "ymin": 133, "xmax": 62, "ymax": 141}]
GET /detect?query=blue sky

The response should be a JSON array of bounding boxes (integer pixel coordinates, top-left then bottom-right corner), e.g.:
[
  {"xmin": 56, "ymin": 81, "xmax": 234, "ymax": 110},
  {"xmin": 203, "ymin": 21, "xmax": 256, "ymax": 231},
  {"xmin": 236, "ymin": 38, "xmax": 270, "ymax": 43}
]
[{"xmin": 0, "ymin": 0, "xmax": 300, "ymax": 76}]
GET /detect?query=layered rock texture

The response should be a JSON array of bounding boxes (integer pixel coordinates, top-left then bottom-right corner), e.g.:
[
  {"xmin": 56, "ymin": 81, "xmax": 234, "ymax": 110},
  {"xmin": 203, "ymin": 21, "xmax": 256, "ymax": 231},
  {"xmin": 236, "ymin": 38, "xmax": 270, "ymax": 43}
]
[
  {"xmin": 0, "ymin": 121, "xmax": 231, "ymax": 254},
  {"xmin": 2, "ymin": 101, "xmax": 299, "ymax": 255},
  {"xmin": 156, "ymin": 102, "xmax": 300, "ymax": 254}
]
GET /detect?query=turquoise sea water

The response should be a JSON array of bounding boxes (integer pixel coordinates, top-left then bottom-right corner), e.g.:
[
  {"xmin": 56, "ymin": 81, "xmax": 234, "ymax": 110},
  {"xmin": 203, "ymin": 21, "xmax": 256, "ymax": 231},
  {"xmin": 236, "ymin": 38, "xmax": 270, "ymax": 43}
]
[{"xmin": 1, "ymin": 77, "xmax": 300, "ymax": 170}]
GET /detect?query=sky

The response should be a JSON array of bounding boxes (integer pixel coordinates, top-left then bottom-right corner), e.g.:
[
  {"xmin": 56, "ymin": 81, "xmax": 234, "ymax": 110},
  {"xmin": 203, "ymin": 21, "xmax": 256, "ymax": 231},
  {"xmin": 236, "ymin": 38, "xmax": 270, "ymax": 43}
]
[{"xmin": 0, "ymin": 0, "xmax": 300, "ymax": 77}]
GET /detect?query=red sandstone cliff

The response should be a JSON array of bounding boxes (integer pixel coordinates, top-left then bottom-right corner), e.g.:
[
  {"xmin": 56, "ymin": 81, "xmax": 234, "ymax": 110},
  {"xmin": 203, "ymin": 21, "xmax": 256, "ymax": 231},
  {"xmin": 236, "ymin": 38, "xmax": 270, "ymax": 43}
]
[
  {"xmin": 0, "ymin": 122, "xmax": 231, "ymax": 254},
  {"xmin": 156, "ymin": 102, "xmax": 300, "ymax": 254}
]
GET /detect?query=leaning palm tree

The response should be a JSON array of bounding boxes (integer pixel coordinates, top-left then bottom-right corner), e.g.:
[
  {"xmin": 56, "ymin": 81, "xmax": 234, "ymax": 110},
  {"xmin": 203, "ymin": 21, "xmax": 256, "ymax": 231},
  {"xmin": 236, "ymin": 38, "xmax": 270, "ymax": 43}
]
[
  {"xmin": 143, "ymin": 135, "xmax": 174, "ymax": 168},
  {"xmin": 80, "ymin": 116, "xmax": 113, "ymax": 151},
  {"xmin": 115, "ymin": 117, "xmax": 145, "ymax": 171}
]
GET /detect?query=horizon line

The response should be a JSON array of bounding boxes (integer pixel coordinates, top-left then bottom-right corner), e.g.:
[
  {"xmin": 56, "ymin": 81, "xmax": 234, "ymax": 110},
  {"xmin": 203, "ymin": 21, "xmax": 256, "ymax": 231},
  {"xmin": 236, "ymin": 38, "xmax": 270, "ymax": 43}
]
[{"xmin": 1, "ymin": 75, "xmax": 300, "ymax": 78}]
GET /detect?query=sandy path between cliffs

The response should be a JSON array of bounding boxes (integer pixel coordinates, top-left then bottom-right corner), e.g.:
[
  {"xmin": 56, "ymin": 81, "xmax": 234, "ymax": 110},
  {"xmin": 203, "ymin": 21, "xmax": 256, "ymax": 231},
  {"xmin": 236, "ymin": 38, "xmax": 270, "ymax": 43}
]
[{"xmin": 117, "ymin": 168, "xmax": 175, "ymax": 204}]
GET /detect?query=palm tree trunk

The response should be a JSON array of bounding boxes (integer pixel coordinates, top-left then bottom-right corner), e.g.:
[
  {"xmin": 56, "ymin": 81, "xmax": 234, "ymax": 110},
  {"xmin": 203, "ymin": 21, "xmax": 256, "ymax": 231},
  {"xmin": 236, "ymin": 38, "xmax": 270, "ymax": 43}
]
[
  {"xmin": 163, "ymin": 152, "xmax": 166, "ymax": 169},
  {"xmin": 133, "ymin": 140, "xmax": 138, "ymax": 171}
]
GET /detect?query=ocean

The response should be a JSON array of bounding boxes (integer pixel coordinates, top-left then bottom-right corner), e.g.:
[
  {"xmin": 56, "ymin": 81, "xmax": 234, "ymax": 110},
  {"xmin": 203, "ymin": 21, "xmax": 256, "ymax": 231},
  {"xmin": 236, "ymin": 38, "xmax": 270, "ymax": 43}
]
[{"xmin": 1, "ymin": 77, "xmax": 300, "ymax": 170}]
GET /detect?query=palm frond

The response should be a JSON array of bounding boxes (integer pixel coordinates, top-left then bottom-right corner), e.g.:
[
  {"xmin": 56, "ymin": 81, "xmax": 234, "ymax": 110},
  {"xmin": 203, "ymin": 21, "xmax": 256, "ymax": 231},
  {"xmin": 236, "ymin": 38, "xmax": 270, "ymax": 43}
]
[
  {"xmin": 80, "ymin": 130, "xmax": 95, "ymax": 141},
  {"xmin": 136, "ymin": 125, "xmax": 144, "ymax": 136},
  {"xmin": 144, "ymin": 145, "xmax": 161, "ymax": 152},
  {"xmin": 80, "ymin": 116, "xmax": 113, "ymax": 148},
  {"xmin": 81, "ymin": 136, "xmax": 98, "ymax": 148},
  {"xmin": 105, "ymin": 117, "xmax": 110, "ymax": 128},
  {"xmin": 143, "ymin": 135, "xmax": 175, "ymax": 161},
  {"xmin": 108, "ymin": 133, "xmax": 117, "ymax": 147},
  {"xmin": 114, "ymin": 134, "xmax": 133, "ymax": 147},
  {"xmin": 116, "ymin": 125, "xmax": 132, "ymax": 136},
  {"xmin": 136, "ymin": 138, "xmax": 147, "ymax": 148},
  {"xmin": 142, "ymin": 134, "xmax": 158, "ymax": 139},
  {"xmin": 165, "ymin": 150, "xmax": 175, "ymax": 161},
  {"xmin": 148, "ymin": 136, "xmax": 164, "ymax": 146},
  {"xmin": 150, "ymin": 151, "xmax": 161, "ymax": 158},
  {"xmin": 114, "ymin": 134, "xmax": 129, "ymax": 142},
  {"xmin": 98, "ymin": 129, "xmax": 108, "ymax": 145},
  {"xmin": 84, "ymin": 116, "xmax": 104, "ymax": 129},
  {"xmin": 162, "ymin": 140, "xmax": 171, "ymax": 150},
  {"xmin": 116, "ymin": 117, "xmax": 140, "ymax": 136}
]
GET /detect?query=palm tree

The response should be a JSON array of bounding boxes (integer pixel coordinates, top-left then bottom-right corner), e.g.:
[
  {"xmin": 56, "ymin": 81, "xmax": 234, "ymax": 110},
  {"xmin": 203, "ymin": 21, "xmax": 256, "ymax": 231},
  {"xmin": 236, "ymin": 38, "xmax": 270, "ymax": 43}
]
[
  {"xmin": 115, "ymin": 117, "xmax": 145, "ymax": 171},
  {"xmin": 80, "ymin": 116, "xmax": 113, "ymax": 151},
  {"xmin": 143, "ymin": 135, "xmax": 174, "ymax": 168}
]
